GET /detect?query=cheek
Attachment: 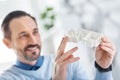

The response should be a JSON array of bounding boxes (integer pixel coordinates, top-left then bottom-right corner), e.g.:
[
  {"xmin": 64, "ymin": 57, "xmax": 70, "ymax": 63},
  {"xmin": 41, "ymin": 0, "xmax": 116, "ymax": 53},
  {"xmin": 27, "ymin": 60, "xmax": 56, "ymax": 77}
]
[
  {"xmin": 12, "ymin": 40, "xmax": 27, "ymax": 50},
  {"xmin": 36, "ymin": 36, "xmax": 42, "ymax": 45},
  {"xmin": 11, "ymin": 35, "xmax": 27, "ymax": 50}
]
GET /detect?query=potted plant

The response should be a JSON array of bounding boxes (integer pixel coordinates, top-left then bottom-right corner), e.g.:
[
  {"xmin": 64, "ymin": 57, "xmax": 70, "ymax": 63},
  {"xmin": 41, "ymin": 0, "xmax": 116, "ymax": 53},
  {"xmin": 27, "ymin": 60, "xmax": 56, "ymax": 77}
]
[{"xmin": 40, "ymin": 6, "xmax": 56, "ymax": 31}]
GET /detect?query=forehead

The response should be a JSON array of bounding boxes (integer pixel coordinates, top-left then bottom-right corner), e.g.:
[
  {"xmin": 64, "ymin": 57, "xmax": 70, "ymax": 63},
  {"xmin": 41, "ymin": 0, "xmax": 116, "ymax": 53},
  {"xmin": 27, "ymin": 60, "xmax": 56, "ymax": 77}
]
[{"xmin": 9, "ymin": 16, "xmax": 37, "ymax": 34}]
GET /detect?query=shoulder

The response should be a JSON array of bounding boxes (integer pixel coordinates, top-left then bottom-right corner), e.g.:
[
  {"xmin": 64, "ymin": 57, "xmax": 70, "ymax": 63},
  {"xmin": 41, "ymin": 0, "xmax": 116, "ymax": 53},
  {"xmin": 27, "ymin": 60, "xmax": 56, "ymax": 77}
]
[
  {"xmin": 41, "ymin": 54, "xmax": 55, "ymax": 68},
  {"xmin": 43, "ymin": 54, "xmax": 55, "ymax": 59},
  {"xmin": 68, "ymin": 60, "xmax": 82, "ymax": 71},
  {"xmin": 0, "ymin": 66, "xmax": 24, "ymax": 80},
  {"xmin": 43, "ymin": 54, "xmax": 55, "ymax": 63},
  {"xmin": 67, "ymin": 60, "xmax": 90, "ymax": 79},
  {"xmin": 68, "ymin": 60, "xmax": 88, "ymax": 75}
]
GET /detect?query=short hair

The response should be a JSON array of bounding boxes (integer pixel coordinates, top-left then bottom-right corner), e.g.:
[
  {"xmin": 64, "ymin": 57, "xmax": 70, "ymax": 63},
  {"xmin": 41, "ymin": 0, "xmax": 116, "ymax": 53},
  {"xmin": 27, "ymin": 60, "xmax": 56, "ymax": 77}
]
[{"xmin": 1, "ymin": 10, "xmax": 37, "ymax": 40}]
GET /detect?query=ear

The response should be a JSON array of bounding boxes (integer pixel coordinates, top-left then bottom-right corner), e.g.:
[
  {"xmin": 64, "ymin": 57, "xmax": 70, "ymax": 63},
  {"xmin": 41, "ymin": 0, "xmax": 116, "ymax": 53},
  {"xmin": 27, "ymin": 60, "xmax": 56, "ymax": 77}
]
[{"xmin": 3, "ymin": 38, "xmax": 12, "ymax": 48}]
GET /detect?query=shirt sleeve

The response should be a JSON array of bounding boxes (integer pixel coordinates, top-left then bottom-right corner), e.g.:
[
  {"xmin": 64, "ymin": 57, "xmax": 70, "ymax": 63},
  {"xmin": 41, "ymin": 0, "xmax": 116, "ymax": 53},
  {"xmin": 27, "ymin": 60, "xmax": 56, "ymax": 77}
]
[
  {"xmin": 71, "ymin": 61, "xmax": 113, "ymax": 80},
  {"xmin": 95, "ymin": 69, "xmax": 113, "ymax": 80},
  {"xmin": 70, "ymin": 61, "xmax": 90, "ymax": 80}
]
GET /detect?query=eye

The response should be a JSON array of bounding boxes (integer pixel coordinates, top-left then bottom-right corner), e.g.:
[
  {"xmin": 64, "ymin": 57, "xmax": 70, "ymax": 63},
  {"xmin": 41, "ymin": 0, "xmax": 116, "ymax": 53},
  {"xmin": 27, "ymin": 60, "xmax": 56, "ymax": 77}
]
[
  {"xmin": 33, "ymin": 29, "xmax": 39, "ymax": 35},
  {"xmin": 19, "ymin": 34, "xmax": 28, "ymax": 39}
]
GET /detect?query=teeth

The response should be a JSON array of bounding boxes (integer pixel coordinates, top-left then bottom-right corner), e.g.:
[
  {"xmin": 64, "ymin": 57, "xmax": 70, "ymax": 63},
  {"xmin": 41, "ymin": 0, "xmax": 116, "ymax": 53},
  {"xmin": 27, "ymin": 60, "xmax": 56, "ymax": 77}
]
[{"xmin": 27, "ymin": 47, "xmax": 37, "ymax": 51}]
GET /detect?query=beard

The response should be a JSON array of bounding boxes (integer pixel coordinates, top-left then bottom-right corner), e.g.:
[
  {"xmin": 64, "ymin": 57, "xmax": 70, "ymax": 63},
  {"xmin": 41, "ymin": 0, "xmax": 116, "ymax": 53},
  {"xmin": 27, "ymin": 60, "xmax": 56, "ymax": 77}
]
[{"xmin": 20, "ymin": 44, "xmax": 41, "ymax": 61}]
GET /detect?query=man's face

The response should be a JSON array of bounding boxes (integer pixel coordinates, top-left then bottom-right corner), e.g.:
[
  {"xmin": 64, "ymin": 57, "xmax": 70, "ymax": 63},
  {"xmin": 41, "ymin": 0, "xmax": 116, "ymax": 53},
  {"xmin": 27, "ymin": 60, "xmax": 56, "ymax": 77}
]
[{"xmin": 9, "ymin": 16, "xmax": 41, "ymax": 61}]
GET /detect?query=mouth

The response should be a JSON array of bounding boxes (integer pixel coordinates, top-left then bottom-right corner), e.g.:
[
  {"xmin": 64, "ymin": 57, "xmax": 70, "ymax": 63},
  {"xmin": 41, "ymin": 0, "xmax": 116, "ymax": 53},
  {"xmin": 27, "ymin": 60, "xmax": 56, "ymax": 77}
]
[
  {"xmin": 24, "ymin": 44, "xmax": 40, "ymax": 53},
  {"xmin": 26, "ymin": 46, "xmax": 38, "ymax": 52},
  {"xmin": 23, "ymin": 45, "xmax": 41, "ymax": 61}
]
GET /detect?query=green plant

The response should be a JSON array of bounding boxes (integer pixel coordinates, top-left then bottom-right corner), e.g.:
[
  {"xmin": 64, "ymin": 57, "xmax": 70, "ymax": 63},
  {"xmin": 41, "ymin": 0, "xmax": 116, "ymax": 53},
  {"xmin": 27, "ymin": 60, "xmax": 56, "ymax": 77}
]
[{"xmin": 40, "ymin": 7, "xmax": 56, "ymax": 30}]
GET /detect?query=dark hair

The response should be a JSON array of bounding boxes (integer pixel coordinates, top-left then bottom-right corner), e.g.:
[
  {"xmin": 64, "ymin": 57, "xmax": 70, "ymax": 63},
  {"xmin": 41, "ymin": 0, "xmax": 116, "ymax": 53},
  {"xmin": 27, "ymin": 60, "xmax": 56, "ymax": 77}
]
[{"xmin": 1, "ymin": 10, "xmax": 37, "ymax": 40}]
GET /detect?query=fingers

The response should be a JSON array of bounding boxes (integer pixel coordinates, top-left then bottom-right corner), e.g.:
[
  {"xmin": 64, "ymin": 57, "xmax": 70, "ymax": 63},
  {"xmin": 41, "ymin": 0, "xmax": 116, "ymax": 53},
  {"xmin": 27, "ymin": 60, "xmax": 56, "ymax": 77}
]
[
  {"xmin": 55, "ymin": 54, "xmax": 80, "ymax": 68},
  {"xmin": 97, "ymin": 36, "xmax": 111, "ymax": 51},
  {"xmin": 55, "ymin": 36, "xmax": 79, "ymax": 69},
  {"xmin": 54, "ymin": 55, "xmax": 80, "ymax": 75},
  {"xmin": 96, "ymin": 45, "xmax": 101, "ymax": 51},
  {"xmin": 101, "ymin": 46, "xmax": 114, "ymax": 55},
  {"xmin": 102, "ymin": 36, "xmax": 111, "ymax": 43},
  {"xmin": 100, "ymin": 36, "xmax": 116, "ymax": 55},
  {"xmin": 57, "ymin": 47, "xmax": 78, "ymax": 63},
  {"xmin": 62, "ymin": 57, "xmax": 80, "ymax": 65},
  {"xmin": 58, "ymin": 36, "xmax": 69, "ymax": 53},
  {"xmin": 55, "ymin": 36, "xmax": 69, "ymax": 61},
  {"xmin": 100, "ymin": 42, "xmax": 115, "ymax": 51},
  {"xmin": 54, "ymin": 46, "xmax": 79, "ymax": 73}
]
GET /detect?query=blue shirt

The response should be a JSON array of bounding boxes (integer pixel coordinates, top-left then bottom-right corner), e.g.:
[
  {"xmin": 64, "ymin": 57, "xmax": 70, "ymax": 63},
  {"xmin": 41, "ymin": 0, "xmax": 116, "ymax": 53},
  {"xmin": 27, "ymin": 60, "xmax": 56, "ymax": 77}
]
[
  {"xmin": 0, "ymin": 55, "xmax": 113, "ymax": 80},
  {"xmin": 15, "ymin": 56, "xmax": 44, "ymax": 70}
]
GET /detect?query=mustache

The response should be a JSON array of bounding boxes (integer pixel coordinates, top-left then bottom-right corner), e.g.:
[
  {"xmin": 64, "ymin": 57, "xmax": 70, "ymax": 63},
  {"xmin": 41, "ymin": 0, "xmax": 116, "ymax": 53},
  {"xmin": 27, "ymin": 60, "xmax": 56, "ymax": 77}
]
[{"xmin": 24, "ymin": 44, "xmax": 40, "ymax": 51}]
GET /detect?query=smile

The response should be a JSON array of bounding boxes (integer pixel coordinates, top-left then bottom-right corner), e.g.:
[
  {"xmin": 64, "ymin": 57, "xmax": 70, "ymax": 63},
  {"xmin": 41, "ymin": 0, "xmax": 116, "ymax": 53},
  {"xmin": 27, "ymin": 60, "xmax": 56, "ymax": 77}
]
[{"xmin": 27, "ymin": 47, "xmax": 38, "ymax": 51}]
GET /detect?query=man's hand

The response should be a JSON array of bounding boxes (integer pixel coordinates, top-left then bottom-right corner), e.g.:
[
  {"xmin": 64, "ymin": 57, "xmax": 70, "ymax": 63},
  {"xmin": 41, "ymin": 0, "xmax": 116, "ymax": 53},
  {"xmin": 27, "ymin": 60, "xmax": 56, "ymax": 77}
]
[
  {"xmin": 52, "ymin": 36, "xmax": 80, "ymax": 80},
  {"xmin": 95, "ymin": 36, "xmax": 116, "ymax": 69}
]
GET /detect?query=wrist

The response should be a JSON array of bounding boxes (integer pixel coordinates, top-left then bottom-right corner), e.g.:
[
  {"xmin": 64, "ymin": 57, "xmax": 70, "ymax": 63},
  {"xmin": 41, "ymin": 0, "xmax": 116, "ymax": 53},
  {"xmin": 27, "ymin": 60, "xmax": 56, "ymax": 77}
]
[{"xmin": 95, "ymin": 61, "xmax": 112, "ymax": 72}]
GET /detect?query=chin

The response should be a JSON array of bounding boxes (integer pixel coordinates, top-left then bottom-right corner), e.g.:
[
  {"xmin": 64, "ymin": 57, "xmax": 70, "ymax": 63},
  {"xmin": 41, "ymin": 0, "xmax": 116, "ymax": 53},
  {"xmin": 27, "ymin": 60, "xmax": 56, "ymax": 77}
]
[
  {"xmin": 25, "ymin": 51, "xmax": 40, "ymax": 61},
  {"xmin": 31, "ymin": 51, "xmax": 40, "ymax": 60}
]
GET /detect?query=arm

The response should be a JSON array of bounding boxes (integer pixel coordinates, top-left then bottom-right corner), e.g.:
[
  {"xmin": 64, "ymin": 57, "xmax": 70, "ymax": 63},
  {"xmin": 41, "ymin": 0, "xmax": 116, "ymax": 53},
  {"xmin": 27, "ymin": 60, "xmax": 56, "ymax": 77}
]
[
  {"xmin": 95, "ymin": 67, "xmax": 113, "ymax": 80},
  {"xmin": 0, "ymin": 73, "xmax": 15, "ymax": 80},
  {"xmin": 52, "ymin": 36, "xmax": 80, "ymax": 80},
  {"xmin": 95, "ymin": 36, "xmax": 116, "ymax": 80}
]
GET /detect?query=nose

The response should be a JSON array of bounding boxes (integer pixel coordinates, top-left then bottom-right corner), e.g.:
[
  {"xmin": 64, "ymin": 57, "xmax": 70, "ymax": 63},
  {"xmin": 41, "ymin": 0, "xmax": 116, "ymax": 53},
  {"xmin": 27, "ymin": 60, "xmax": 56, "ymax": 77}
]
[{"xmin": 28, "ymin": 34, "xmax": 37, "ymax": 44}]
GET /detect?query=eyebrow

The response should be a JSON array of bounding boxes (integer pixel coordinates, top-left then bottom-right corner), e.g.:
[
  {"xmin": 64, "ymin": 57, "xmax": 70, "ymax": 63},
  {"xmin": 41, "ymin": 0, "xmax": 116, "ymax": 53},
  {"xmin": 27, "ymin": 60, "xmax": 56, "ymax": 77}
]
[
  {"xmin": 18, "ymin": 28, "xmax": 39, "ymax": 35},
  {"xmin": 33, "ymin": 28, "xmax": 39, "ymax": 31},
  {"xmin": 18, "ymin": 31, "xmax": 26, "ymax": 36}
]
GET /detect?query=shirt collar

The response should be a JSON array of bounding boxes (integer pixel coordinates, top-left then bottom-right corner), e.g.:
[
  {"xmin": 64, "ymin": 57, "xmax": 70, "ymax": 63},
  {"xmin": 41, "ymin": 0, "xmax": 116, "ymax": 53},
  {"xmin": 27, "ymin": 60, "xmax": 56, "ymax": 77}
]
[{"xmin": 15, "ymin": 56, "xmax": 44, "ymax": 70}]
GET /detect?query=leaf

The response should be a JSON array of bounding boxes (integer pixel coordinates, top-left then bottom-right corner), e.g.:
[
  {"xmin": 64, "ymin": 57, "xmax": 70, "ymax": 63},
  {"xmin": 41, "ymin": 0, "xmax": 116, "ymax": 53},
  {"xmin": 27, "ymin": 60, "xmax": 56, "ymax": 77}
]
[
  {"xmin": 47, "ymin": 7, "xmax": 53, "ymax": 11},
  {"xmin": 50, "ymin": 15, "xmax": 56, "ymax": 20},
  {"xmin": 44, "ymin": 24, "xmax": 54, "ymax": 30},
  {"xmin": 41, "ymin": 12, "xmax": 47, "ymax": 19}
]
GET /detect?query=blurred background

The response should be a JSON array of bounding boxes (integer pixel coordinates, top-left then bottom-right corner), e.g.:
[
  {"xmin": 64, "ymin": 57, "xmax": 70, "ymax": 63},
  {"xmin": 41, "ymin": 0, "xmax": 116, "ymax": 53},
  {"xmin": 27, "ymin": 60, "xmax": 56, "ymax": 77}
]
[{"xmin": 0, "ymin": 0, "xmax": 120, "ymax": 79}]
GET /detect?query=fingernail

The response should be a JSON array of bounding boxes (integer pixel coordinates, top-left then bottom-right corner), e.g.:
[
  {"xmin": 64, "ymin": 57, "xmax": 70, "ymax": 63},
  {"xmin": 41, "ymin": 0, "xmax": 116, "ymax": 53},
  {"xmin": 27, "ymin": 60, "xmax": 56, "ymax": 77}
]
[
  {"xmin": 76, "ymin": 57, "xmax": 80, "ymax": 60},
  {"xmin": 75, "ymin": 47, "xmax": 78, "ymax": 50},
  {"xmin": 64, "ymin": 36, "xmax": 69, "ymax": 41},
  {"xmin": 101, "ymin": 43, "xmax": 104, "ymax": 45}
]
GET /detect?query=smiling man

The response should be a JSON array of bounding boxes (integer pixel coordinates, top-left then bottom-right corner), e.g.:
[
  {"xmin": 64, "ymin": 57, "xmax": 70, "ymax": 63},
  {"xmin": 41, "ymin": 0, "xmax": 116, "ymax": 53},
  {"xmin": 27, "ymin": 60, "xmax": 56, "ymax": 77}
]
[{"xmin": 0, "ymin": 10, "xmax": 116, "ymax": 80}]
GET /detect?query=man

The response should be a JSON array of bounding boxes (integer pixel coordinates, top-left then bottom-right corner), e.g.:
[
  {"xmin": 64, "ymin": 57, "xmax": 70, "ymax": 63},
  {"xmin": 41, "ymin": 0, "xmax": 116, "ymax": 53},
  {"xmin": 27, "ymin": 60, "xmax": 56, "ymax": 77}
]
[{"xmin": 0, "ymin": 10, "xmax": 116, "ymax": 80}]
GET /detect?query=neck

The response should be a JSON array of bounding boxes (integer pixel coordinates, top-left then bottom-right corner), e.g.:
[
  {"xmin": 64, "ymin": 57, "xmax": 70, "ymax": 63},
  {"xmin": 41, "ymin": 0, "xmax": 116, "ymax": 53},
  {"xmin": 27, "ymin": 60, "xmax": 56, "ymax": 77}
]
[{"xmin": 18, "ymin": 58, "xmax": 37, "ymax": 66}]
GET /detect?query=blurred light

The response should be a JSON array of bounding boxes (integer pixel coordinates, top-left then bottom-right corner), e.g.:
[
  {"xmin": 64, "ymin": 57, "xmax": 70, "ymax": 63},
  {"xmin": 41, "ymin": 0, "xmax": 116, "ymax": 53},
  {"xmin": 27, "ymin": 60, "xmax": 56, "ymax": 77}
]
[{"xmin": 0, "ymin": 0, "xmax": 7, "ymax": 1}]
